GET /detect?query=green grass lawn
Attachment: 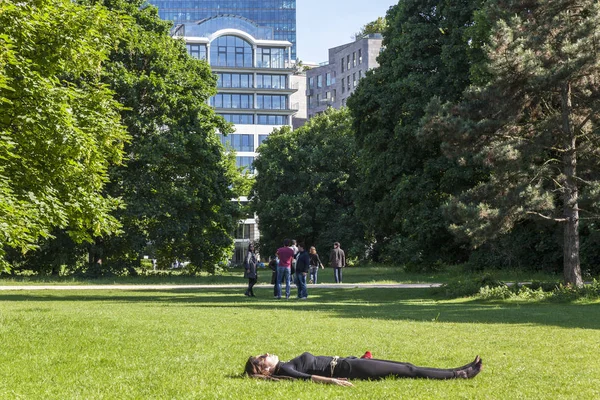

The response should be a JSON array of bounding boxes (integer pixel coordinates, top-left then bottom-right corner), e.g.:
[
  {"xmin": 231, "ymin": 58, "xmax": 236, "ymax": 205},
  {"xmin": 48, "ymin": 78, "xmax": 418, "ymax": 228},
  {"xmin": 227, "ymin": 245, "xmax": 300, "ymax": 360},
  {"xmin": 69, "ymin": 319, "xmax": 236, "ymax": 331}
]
[
  {"xmin": 0, "ymin": 264, "xmax": 566, "ymax": 286},
  {"xmin": 1, "ymin": 287, "xmax": 598, "ymax": 399}
]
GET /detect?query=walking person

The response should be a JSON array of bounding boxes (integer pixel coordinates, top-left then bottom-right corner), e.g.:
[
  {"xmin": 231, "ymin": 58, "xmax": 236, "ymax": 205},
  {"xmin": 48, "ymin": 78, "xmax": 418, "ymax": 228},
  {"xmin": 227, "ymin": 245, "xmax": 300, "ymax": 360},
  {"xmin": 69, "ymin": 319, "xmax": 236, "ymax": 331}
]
[
  {"xmin": 329, "ymin": 242, "xmax": 346, "ymax": 283},
  {"xmin": 275, "ymin": 239, "xmax": 295, "ymax": 299},
  {"xmin": 309, "ymin": 246, "xmax": 324, "ymax": 284},
  {"xmin": 244, "ymin": 243, "xmax": 258, "ymax": 297},
  {"xmin": 295, "ymin": 243, "xmax": 310, "ymax": 299}
]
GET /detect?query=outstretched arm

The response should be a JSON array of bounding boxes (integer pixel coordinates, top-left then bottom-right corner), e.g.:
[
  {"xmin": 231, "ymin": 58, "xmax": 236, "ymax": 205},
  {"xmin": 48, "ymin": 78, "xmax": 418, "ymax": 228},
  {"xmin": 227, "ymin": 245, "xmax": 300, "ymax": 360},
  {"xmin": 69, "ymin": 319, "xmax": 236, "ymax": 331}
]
[{"xmin": 311, "ymin": 375, "xmax": 353, "ymax": 387}]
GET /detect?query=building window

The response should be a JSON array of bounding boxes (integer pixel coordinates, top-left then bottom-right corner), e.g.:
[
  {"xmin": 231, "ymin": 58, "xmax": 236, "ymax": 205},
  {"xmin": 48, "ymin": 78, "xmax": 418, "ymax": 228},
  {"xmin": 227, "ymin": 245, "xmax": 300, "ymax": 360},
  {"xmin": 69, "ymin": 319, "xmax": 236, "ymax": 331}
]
[
  {"xmin": 236, "ymin": 156, "xmax": 254, "ymax": 173},
  {"xmin": 341, "ymin": 81, "xmax": 345, "ymax": 94},
  {"xmin": 341, "ymin": 59, "xmax": 344, "ymax": 73},
  {"xmin": 309, "ymin": 77, "xmax": 314, "ymax": 88},
  {"xmin": 210, "ymin": 93, "xmax": 253, "ymax": 109},
  {"xmin": 257, "ymin": 115, "xmax": 288, "ymax": 125},
  {"xmin": 347, "ymin": 76, "xmax": 351, "ymax": 91},
  {"xmin": 326, "ymin": 72, "xmax": 331, "ymax": 86},
  {"xmin": 257, "ymin": 47, "xmax": 286, "ymax": 68},
  {"xmin": 358, "ymin": 70, "xmax": 362, "ymax": 79},
  {"xmin": 235, "ymin": 223, "xmax": 254, "ymax": 239},
  {"xmin": 258, "ymin": 134, "xmax": 269, "ymax": 145},
  {"xmin": 186, "ymin": 44, "xmax": 207, "ymax": 60},
  {"xmin": 257, "ymin": 95, "xmax": 287, "ymax": 110},
  {"xmin": 220, "ymin": 134, "xmax": 254, "ymax": 152},
  {"xmin": 218, "ymin": 113, "xmax": 254, "ymax": 124},
  {"xmin": 210, "ymin": 35, "xmax": 253, "ymax": 67},
  {"xmin": 347, "ymin": 55, "xmax": 350, "ymax": 70},
  {"xmin": 353, "ymin": 52, "xmax": 356, "ymax": 67},
  {"xmin": 257, "ymin": 74, "xmax": 287, "ymax": 89},
  {"xmin": 317, "ymin": 75, "xmax": 323, "ymax": 88},
  {"xmin": 332, "ymin": 89, "xmax": 336, "ymax": 102},
  {"xmin": 216, "ymin": 73, "xmax": 253, "ymax": 88},
  {"xmin": 316, "ymin": 93, "xmax": 320, "ymax": 103},
  {"xmin": 358, "ymin": 49, "xmax": 362, "ymax": 64},
  {"xmin": 353, "ymin": 72, "xmax": 357, "ymax": 87}
]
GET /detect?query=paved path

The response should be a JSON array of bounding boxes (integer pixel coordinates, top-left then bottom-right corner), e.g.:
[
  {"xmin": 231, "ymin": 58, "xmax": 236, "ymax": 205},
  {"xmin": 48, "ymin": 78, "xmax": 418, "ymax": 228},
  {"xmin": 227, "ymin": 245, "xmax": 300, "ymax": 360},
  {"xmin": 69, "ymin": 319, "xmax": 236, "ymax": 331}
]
[{"xmin": 0, "ymin": 283, "xmax": 442, "ymax": 291}]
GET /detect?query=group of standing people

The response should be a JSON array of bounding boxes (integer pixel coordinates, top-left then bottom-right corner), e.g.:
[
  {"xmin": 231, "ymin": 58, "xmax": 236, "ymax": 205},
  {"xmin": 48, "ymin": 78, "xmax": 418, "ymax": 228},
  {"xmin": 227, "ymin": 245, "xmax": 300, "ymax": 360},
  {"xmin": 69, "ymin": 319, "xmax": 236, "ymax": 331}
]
[{"xmin": 243, "ymin": 240, "xmax": 346, "ymax": 298}]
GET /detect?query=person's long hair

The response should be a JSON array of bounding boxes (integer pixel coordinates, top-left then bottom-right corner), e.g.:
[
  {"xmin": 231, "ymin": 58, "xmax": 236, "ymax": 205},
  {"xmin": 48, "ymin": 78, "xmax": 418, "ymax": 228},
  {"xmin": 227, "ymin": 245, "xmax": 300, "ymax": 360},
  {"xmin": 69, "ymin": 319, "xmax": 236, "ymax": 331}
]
[{"xmin": 244, "ymin": 356, "xmax": 295, "ymax": 381}]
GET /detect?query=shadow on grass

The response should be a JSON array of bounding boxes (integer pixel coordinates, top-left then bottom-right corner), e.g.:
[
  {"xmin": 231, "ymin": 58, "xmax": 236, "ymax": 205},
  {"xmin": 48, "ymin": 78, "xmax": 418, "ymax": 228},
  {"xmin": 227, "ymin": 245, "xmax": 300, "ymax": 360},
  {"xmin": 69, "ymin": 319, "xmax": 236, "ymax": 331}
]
[{"xmin": 1, "ymin": 287, "xmax": 598, "ymax": 330}]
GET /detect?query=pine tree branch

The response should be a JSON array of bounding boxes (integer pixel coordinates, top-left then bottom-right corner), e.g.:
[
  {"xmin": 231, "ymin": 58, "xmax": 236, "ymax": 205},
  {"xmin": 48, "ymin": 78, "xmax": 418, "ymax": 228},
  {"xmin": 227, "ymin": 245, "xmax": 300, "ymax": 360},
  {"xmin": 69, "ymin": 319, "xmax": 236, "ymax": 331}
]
[
  {"xmin": 525, "ymin": 211, "xmax": 569, "ymax": 222},
  {"xmin": 574, "ymin": 176, "xmax": 595, "ymax": 185},
  {"xmin": 575, "ymin": 109, "xmax": 597, "ymax": 134}
]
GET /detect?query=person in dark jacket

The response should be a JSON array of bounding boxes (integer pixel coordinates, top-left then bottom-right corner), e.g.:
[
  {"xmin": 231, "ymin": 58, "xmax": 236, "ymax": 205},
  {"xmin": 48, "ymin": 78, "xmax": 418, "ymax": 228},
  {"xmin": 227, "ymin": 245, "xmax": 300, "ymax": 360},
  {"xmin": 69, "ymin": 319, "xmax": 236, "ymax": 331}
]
[
  {"xmin": 244, "ymin": 352, "xmax": 483, "ymax": 385},
  {"xmin": 243, "ymin": 243, "xmax": 258, "ymax": 297},
  {"xmin": 308, "ymin": 246, "xmax": 324, "ymax": 284},
  {"xmin": 295, "ymin": 243, "xmax": 310, "ymax": 299},
  {"xmin": 329, "ymin": 242, "xmax": 346, "ymax": 283},
  {"xmin": 268, "ymin": 255, "xmax": 278, "ymax": 297}
]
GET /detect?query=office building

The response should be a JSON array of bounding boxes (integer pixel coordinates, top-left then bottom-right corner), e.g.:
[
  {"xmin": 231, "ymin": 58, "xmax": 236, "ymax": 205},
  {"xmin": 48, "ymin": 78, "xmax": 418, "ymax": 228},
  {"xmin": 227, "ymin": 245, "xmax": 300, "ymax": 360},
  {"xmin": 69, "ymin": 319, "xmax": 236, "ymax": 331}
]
[
  {"xmin": 173, "ymin": 16, "xmax": 298, "ymax": 262},
  {"xmin": 306, "ymin": 34, "xmax": 383, "ymax": 119},
  {"xmin": 148, "ymin": 0, "xmax": 297, "ymax": 60}
]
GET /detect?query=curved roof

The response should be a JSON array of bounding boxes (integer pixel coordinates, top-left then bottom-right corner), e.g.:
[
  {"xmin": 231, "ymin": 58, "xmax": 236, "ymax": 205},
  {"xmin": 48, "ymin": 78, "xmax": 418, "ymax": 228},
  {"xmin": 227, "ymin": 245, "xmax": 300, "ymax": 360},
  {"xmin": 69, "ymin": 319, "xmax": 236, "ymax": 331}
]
[{"xmin": 176, "ymin": 14, "xmax": 274, "ymax": 40}]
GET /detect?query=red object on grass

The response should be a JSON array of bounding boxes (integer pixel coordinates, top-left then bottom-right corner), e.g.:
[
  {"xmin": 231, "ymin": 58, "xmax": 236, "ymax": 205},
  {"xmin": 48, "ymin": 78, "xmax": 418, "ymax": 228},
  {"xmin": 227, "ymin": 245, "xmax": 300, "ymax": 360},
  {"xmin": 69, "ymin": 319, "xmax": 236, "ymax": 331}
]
[{"xmin": 361, "ymin": 351, "xmax": 372, "ymax": 359}]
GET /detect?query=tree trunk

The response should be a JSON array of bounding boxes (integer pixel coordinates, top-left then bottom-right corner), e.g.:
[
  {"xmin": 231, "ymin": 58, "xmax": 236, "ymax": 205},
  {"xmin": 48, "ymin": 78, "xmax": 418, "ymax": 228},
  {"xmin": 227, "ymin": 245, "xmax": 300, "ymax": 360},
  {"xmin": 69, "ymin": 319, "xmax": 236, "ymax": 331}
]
[{"xmin": 561, "ymin": 82, "xmax": 583, "ymax": 287}]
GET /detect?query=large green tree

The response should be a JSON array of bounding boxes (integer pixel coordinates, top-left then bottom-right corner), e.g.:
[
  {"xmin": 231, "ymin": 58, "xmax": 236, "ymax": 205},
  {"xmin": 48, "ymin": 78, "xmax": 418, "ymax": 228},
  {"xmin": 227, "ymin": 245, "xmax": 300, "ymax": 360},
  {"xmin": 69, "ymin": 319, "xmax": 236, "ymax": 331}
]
[
  {"xmin": 252, "ymin": 108, "xmax": 365, "ymax": 258},
  {"xmin": 424, "ymin": 0, "xmax": 600, "ymax": 286},
  {"xmin": 0, "ymin": 0, "xmax": 129, "ymax": 269},
  {"xmin": 348, "ymin": 0, "xmax": 485, "ymax": 266},
  {"xmin": 88, "ymin": 0, "xmax": 241, "ymax": 272}
]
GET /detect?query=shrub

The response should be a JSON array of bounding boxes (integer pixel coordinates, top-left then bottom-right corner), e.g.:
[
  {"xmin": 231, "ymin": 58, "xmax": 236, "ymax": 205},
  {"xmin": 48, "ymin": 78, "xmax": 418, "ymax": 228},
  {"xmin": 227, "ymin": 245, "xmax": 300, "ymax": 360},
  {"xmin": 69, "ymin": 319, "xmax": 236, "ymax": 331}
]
[
  {"xmin": 478, "ymin": 285, "xmax": 515, "ymax": 300},
  {"xmin": 434, "ymin": 274, "xmax": 505, "ymax": 298}
]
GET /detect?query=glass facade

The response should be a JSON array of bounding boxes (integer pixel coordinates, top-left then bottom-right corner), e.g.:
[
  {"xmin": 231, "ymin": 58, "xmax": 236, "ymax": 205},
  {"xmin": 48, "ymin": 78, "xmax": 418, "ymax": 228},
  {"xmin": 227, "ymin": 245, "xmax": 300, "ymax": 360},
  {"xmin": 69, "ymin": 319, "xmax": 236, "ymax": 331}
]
[
  {"xmin": 216, "ymin": 72, "xmax": 254, "ymax": 89},
  {"xmin": 220, "ymin": 134, "xmax": 254, "ymax": 152},
  {"xmin": 147, "ymin": 0, "xmax": 297, "ymax": 59},
  {"xmin": 210, "ymin": 93, "xmax": 253, "ymax": 109},
  {"xmin": 257, "ymin": 114, "xmax": 288, "ymax": 125},
  {"xmin": 210, "ymin": 35, "xmax": 253, "ymax": 67},
  {"xmin": 236, "ymin": 156, "xmax": 254, "ymax": 173},
  {"xmin": 218, "ymin": 113, "xmax": 254, "ymax": 124}
]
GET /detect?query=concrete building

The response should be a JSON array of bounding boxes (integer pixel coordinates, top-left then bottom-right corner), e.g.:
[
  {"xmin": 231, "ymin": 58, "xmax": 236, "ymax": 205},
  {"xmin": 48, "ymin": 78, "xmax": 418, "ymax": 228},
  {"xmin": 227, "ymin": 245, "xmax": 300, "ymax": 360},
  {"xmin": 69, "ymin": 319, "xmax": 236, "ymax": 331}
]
[
  {"xmin": 306, "ymin": 34, "xmax": 383, "ymax": 119},
  {"xmin": 148, "ymin": 0, "xmax": 297, "ymax": 60},
  {"xmin": 172, "ymin": 16, "xmax": 298, "ymax": 263}
]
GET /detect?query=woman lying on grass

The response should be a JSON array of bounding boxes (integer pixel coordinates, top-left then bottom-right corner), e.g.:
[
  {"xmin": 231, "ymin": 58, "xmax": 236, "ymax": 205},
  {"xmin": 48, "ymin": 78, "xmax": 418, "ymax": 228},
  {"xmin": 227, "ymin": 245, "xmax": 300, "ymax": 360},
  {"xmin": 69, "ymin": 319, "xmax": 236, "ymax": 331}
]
[{"xmin": 245, "ymin": 352, "xmax": 483, "ymax": 386}]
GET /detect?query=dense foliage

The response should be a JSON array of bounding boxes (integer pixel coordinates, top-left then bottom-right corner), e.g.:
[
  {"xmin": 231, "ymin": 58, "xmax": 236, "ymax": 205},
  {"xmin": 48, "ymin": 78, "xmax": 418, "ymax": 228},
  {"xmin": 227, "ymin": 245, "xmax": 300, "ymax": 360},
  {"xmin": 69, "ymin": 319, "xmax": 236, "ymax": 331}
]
[
  {"xmin": 0, "ymin": 0, "xmax": 129, "ymax": 270},
  {"xmin": 2, "ymin": 0, "xmax": 241, "ymax": 275},
  {"xmin": 424, "ymin": 0, "xmax": 600, "ymax": 285},
  {"xmin": 348, "ymin": 0, "xmax": 485, "ymax": 266},
  {"xmin": 95, "ymin": 0, "xmax": 241, "ymax": 274},
  {"xmin": 252, "ymin": 108, "xmax": 365, "ymax": 258}
]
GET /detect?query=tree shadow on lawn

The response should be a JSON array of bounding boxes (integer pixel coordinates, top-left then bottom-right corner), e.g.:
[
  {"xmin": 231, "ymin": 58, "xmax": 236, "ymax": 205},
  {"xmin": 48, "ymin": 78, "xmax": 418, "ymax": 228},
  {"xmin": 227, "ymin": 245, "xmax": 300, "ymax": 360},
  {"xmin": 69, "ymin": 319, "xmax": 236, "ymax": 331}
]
[{"xmin": 1, "ymin": 287, "xmax": 599, "ymax": 330}]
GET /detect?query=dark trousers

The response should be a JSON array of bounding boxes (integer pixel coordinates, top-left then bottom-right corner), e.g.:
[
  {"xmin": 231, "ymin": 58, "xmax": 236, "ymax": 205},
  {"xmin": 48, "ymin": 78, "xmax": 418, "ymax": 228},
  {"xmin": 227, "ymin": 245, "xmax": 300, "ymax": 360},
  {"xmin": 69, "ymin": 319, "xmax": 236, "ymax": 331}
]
[
  {"xmin": 333, "ymin": 267, "xmax": 343, "ymax": 283},
  {"xmin": 295, "ymin": 272, "xmax": 307, "ymax": 298},
  {"xmin": 246, "ymin": 278, "xmax": 257, "ymax": 295},
  {"xmin": 342, "ymin": 358, "xmax": 459, "ymax": 380}
]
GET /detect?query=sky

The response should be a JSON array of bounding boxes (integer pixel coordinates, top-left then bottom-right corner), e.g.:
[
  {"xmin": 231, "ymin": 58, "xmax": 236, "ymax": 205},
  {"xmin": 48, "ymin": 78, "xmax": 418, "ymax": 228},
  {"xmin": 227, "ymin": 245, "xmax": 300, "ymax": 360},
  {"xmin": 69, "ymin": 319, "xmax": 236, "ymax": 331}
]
[{"xmin": 296, "ymin": 0, "xmax": 397, "ymax": 64}]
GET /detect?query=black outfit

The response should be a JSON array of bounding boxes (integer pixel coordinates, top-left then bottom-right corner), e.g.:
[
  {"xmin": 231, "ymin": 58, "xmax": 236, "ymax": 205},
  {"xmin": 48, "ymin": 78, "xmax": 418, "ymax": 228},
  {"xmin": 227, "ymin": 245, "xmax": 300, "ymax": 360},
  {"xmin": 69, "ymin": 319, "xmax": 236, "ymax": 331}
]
[
  {"xmin": 309, "ymin": 253, "xmax": 322, "ymax": 267},
  {"xmin": 296, "ymin": 251, "xmax": 310, "ymax": 274},
  {"xmin": 243, "ymin": 250, "xmax": 257, "ymax": 296},
  {"xmin": 269, "ymin": 259, "xmax": 278, "ymax": 296},
  {"xmin": 276, "ymin": 352, "xmax": 461, "ymax": 380}
]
